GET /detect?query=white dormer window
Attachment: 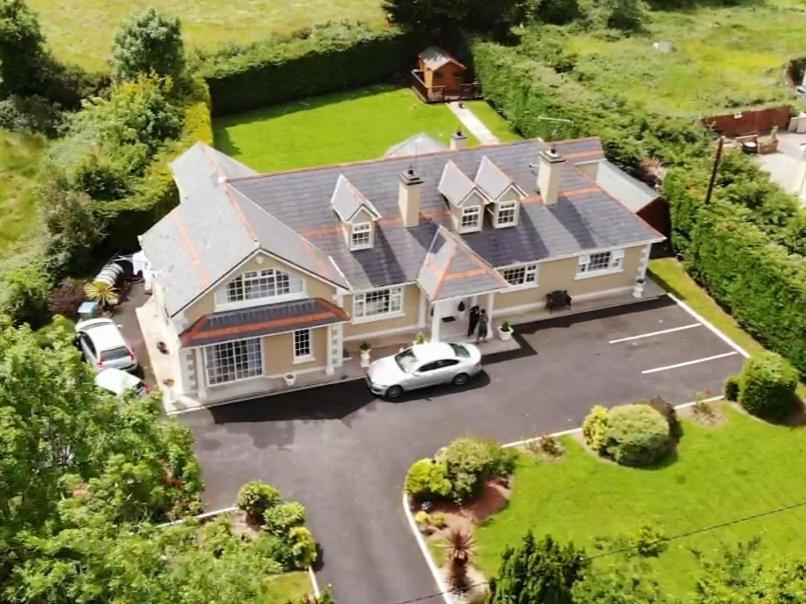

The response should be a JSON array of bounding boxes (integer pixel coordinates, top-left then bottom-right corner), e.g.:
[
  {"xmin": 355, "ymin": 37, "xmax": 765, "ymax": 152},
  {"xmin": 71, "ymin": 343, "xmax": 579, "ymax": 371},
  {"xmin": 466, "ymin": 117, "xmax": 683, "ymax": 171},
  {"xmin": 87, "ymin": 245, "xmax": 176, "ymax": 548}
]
[
  {"xmin": 495, "ymin": 200, "xmax": 519, "ymax": 227},
  {"xmin": 351, "ymin": 222, "xmax": 373, "ymax": 250},
  {"xmin": 459, "ymin": 206, "xmax": 482, "ymax": 232}
]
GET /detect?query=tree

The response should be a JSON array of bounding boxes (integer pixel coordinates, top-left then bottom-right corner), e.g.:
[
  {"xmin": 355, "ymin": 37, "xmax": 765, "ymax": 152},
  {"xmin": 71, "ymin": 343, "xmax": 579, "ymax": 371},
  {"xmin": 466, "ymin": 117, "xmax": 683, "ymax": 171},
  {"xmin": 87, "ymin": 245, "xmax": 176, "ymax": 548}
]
[
  {"xmin": 111, "ymin": 8, "xmax": 185, "ymax": 82},
  {"xmin": 442, "ymin": 528, "xmax": 477, "ymax": 592},
  {"xmin": 604, "ymin": 0, "xmax": 647, "ymax": 31},
  {"xmin": 572, "ymin": 562, "xmax": 670, "ymax": 603},
  {"xmin": 0, "ymin": 0, "xmax": 47, "ymax": 96},
  {"xmin": 487, "ymin": 533, "xmax": 588, "ymax": 603},
  {"xmin": 383, "ymin": 0, "xmax": 470, "ymax": 29}
]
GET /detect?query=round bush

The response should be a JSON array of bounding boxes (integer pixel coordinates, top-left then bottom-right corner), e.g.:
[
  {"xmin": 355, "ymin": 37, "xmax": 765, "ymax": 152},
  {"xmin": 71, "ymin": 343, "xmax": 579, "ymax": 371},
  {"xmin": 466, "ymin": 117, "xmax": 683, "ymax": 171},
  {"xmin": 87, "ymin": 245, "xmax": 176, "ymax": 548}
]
[
  {"xmin": 582, "ymin": 405, "xmax": 610, "ymax": 453},
  {"xmin": 287, "ymin": 526, "xmax": 317, "ymax": 568},
  {"xmin": 724, "ymin": 374, "xmax": 740, "ymax": 401},
  {"xmin": 738, "ymin": 352, "xmax": 799, "ymax": 420},
  {"xmin": 604, "ymin": 404, "xmax": 671, "ymax": 467},
  {"xmin": 438, "ymin": 437, "xmax": 515, "ymax": 503},
  {"xmin": 404, "ymin": 458, "xmax": 452, "ymax": 502},
  {"xmin": 236, "ymin": 480, "xmax": 281, "ymax": 524},
  {"xmin": 264, "ymin": 501, "xmax": 306, "ymax": 535}
]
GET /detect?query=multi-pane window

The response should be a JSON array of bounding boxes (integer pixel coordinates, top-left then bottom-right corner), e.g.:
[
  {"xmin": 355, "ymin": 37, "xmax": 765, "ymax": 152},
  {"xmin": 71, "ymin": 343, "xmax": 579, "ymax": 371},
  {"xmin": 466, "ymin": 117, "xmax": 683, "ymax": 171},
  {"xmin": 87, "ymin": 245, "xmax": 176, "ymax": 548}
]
[
  {"xmin": 460, "ymin": 206, "xmax": 481, "ymax": 230},
  {"xmin": 502, "ymin": 263, "xmax": 538, "ymax": 286},
  {"xmin": 351, "ymin": 222, "xmax": 373, "ymax": 250},
  {"xmin": 225, "ymin": 269, "xmax": 302, "ymax": 303},
  {"xmin": 496, "ymin": 201, "xmax": 518, "ymax": 227},
  {"xmin": 293, "ymin": 329, "xmax": 312, "ymax": 360},
  {"xmin": 354, "ymin": 287, "xmax": 404, "ymax": 319},
  {"xmin": 577, "ymin": 250, "xmax": 625, "ymax": 275},
  {"xmin": 205, "ymin": 339, "xmax": 262, "ymax": 385}
]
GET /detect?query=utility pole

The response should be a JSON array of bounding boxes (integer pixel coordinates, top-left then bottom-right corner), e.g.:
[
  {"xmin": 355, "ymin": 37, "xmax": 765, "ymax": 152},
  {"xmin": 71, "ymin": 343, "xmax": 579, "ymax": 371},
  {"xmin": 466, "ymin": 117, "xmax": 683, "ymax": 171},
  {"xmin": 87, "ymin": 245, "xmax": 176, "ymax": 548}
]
[{"xmin": 704, "ymin": 136, "xmax": 725, "ymax": 205}]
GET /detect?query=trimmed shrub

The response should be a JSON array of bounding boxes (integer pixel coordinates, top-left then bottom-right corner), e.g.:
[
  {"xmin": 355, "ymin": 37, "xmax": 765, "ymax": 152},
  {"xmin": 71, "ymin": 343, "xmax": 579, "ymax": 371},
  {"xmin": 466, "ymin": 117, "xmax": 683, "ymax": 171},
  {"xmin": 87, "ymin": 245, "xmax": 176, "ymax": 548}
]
[
  {"xmin": 582, "ymin": 405, "xmax": 610, "ymax": 453},
  {"xmin": 286, "ymin": 526, "xmax": 318, "ymax": 568},
  {"xmin": 263, "ymin": 501, "xmax": 306, "ymax": 535},
  {"xmin": 737, "ymin": 352, "xmax": 799, "ymax": 420},
  {"xmin": 404, "ymin": 458, "xmax": 452, "ymax": 502},
  {"xmin": 437, "ymin": 436, "xmax": 515, "ymax": 503},
  {"xmin": 724, "ymin": 375, "xmax": 740, "ymax": 401},
  {"xmin": 629, "ymin": 522, "xmax": 667, "ymax": 558},
  {"xmin": 604, "ymin": 404, "xmax": 671, "ymax": 467},
  {"xmin": 236, "ymin": 480, "xmax": 281, "ymax": 524}
]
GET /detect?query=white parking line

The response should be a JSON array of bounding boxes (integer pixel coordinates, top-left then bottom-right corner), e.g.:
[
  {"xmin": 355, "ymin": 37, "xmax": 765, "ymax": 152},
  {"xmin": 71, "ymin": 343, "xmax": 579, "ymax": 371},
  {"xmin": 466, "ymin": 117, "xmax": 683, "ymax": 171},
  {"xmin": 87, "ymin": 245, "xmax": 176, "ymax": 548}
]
[
  {"xmin": 608, "ymin": 323, "xmax": 701, "ymax": 344},
  {"xmin": 667, "ymin": 293, "xmax": 750, "ymax": 358},
  {"xmin": 641, "ymin": 351, "xmax": 738, "ymax": 375}
]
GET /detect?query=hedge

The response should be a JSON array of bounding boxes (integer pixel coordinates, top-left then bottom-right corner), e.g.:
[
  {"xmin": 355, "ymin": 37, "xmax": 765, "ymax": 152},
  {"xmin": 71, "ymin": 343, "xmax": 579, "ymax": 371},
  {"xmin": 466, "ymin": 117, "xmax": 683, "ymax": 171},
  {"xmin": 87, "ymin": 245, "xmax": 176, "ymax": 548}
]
[{"xmin": 197, "ymin": 22, "xmax": 427, "ymax": 115}]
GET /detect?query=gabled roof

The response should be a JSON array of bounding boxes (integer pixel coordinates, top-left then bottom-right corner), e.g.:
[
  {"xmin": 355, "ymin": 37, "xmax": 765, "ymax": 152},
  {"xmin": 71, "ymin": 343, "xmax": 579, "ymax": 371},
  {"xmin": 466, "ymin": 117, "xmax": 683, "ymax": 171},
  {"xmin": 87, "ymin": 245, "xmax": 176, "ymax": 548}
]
[
  {"xmin": 384, "ymin": 133, "xmax": 447, "ymax": 158},
  {"xmin": 594, "ymin": 160, "xmax": 660, "ymax": 213},
  {"xmin": 417, "ymin": 226, "xmax": 508, "ymax": 301},
  {"xmin": 418, "ymin": 46, "xmax": 465, "ymax": 71},
  {"xmin": 474, "ymin": 156, "xmax": 524, "ymax": 201},
  {"xmin": 438, "ymin": 160, "xmax": 478, "ymax": 207},
  {"xmin": 330, "ymin": 174, "xmax": 382, "ymax": 222}
]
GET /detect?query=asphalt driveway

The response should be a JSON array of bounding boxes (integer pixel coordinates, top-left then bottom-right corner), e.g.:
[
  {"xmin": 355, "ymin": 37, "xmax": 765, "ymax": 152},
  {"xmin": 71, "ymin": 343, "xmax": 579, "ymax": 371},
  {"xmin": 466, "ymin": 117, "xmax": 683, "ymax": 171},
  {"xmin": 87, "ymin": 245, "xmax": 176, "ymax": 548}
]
[{"xmin": 180, "ymin": 296, "xmax": 745, "ymax": 604}]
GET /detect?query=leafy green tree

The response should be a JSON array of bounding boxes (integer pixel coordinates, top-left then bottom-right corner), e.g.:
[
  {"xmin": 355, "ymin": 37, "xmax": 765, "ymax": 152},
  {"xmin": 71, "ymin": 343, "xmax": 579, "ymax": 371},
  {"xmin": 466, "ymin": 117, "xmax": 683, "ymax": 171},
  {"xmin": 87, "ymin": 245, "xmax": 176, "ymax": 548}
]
[
  {"xmin": 0, "ymin": 0, "xmax": 47, "ymax": 96},
  {"xmin": 572, "ymin": 561, "xmax": 670, "ymax": 603},
  {"xmin": 604, "ymin": 0, "xmax": 647, "ymax": 31},
  {"xmin": 111, "ymin": 8, "xmax": 185, "ymax": 82},
  {"xmin": 487, "ymin": 532, "xmax": 588, "ymax": 603},
  {"xmin": 383, "ymin": 0, "xmax": 470, "ymax": 29}
]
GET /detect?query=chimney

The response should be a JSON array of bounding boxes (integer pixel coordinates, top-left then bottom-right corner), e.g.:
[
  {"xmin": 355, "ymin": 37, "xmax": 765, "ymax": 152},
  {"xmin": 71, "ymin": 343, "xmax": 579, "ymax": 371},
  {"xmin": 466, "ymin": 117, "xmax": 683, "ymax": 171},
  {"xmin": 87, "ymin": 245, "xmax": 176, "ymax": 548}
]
[
  {"xmin": 399, "ymin": 166, "xmax": 423, "ymax": 227},
  {"xmin": 450, "ymin": 129, "xmax": 468, "ymax": 151},
  {"xmin": 537, "ymin": 146, "xmax": 565, "ymax": 205}
]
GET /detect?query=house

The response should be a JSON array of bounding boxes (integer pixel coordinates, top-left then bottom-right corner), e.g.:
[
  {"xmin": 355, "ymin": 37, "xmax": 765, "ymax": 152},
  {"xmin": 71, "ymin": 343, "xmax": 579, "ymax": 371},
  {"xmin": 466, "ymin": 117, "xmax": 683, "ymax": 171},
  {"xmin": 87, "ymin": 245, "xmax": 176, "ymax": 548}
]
[
  {"xmin": 138, "ymin": 136, "xmax": 664, "ymax": 406},
  {"xmin": 411, "ymin": 46, "xmax": 482, "ymax": 103}
]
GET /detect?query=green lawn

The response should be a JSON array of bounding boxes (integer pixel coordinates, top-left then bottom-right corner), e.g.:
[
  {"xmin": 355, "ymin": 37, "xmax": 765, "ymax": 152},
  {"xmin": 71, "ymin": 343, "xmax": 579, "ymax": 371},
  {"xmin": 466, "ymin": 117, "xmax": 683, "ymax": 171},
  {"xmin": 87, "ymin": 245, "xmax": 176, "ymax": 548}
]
[
  {"xmin": 474, "ymin": 406, "xmax": 806, "ymax": 597},
  {"xmin": 28, "ymin": 0, "xmax": 385, "ymax": 72},
  {"xmin": 565, "ymin": 0, "xmax": 806, "ymax": 117},
  {"xmin": 464, "ymin": 101, "xmax": 523, "ymax": 143},
  {"xmin": 263, "ymin": 571, "xmax": 312, "ymax": 602},
  {"xmin": 214, "ymin": 85, "xmax": 488, "ymax": 172},
  {"xmin": 0, "ymin": 129, "xmax": 45, "ymax": 253}
]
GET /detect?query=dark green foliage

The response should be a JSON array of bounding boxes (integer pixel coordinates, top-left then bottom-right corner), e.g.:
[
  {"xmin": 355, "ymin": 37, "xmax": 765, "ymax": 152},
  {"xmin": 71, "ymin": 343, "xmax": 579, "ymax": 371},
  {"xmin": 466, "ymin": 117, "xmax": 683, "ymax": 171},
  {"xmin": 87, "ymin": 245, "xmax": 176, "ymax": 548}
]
[
  {"xmin": 264, "ymin": 501, "xmax": 307, "ymax": 535},
  {"xmin": 528, "ymin": 0, "xmax": 581, "ymax": 25},
  {"xmin": 737, "ymin": 352, "xmax": 799, "ymax": 420},
  {"xmin": 237, "ymin": 481, "xmax": 282, "ymax": 524},
  {"xmin": 383, "ymin": 0, "xmax": 470, "ymax": 29},
  {"xmin": 112, "ymin": 8, "xmax": 185, "ymax": 82},
  {"xmin": 46, "ymin": 278, "xmax": 84, "ymax": 318},
  {"xmin": 0, "ymin": 0, "xmax": 47, "ymax": 96},
  {"xmin": 404, "ymin": 458, "xmax": 452, "ymax": 501},
  {"xmin": 604, "ymin": 404, "xmax": 671, "ymax": 467},
  {"xmin": 196, "ymin": 22, "xmax": 426, "ymax": 115},
  {"xmin": 0, "ymin": 249, "xmax": 50, "ymax": 327},
  {"xmin": 724, "ymin": 374, "xmax": 740, "ymax": 401},
  {"xmin": 488, "ymin": 532, "xmax": 588, "ymax": 603},
  {"xmin": 605, "ymin": 0, "xmax": 648, "ymax": 31},
  {"xmin": 0, "ymin": 95, "xmax": 62, "ymax": 136},
  {"xmin": 572, "ymin": 562, "xmax": 670, "ymax": 603},
  {"xmin": 644, "ymin": 396, "xmax": 681, "ymax": 440},
  {"xmin": 437, "ymin": 436, "xmax": 515, "ymax": 503}
]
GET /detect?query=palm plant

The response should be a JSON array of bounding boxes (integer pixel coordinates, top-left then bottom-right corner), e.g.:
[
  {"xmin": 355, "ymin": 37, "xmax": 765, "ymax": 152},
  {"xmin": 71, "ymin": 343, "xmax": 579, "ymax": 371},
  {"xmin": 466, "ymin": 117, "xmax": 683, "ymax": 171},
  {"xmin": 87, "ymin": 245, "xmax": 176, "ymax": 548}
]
[
  {"xmin": 442, "ymin": 527, "xmax": 477, "ymax": 593},
  {"xmin": 84, "ymin": 280, "xmax": 119, "ymax": 309}
]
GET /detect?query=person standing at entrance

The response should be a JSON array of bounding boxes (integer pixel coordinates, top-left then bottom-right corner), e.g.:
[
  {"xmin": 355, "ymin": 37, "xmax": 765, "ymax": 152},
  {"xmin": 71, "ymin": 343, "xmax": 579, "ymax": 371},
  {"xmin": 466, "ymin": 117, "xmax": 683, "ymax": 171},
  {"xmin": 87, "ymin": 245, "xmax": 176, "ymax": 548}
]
[
  {"xmin": 467, "ymin": 305, "xmax": 480, "ymax": 337},
  {"xmin": 476, "ymin": 309, "xmax": 489, "ymax": 343}
]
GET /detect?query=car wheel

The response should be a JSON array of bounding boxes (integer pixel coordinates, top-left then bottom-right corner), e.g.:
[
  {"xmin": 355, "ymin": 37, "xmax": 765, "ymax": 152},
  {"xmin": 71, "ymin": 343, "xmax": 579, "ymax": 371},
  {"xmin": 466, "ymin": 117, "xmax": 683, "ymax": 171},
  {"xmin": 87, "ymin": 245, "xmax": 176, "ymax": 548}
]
[
  {"xmin": 385, "ymin": 385, "xmax": 404, "ymax": 399},
  {"xmin": 452, "ymin": 373, "xmax": 470, "ymax": 387}
]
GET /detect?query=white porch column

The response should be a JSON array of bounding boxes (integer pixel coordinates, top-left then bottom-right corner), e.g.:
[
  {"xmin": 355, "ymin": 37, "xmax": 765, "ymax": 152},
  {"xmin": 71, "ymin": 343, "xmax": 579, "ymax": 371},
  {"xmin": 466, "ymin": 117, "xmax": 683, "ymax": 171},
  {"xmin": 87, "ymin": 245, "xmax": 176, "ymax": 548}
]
[
  {"xmin": 485, "ymin": 292, "xmax": 495, "ymax": 319},
  {"xmin": 194, "ymin": 347, "xmax": 208, "ymax": 402},
  {"xmin": 430, "ymin": 300, "xmax": 441, "ymax": 342},
  {"xmin": 633, "ymin": 244, "xmax": 651, "ymax": 298},
  {"xmin": 325, "ymin": 325, "xmax": 335, "ymax": 376},
  {"xmin": 418, "ymin": 289, "xmax": 427, "ymax": 327}
]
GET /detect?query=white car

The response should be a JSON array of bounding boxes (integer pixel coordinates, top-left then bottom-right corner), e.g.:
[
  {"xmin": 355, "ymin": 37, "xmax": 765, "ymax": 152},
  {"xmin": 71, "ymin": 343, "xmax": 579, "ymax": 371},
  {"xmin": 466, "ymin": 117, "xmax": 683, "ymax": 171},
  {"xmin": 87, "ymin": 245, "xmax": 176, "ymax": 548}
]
[
  {"xmin": 75, "ymin": 318, "xmax": 137, "ymax": 372},
  {"xmin": 95, "ymin": 368, "xmax": 149, "ymax": 399},
  {"xmin": 365, "ymin": 342, "xmax": 482, "ymax": 399}
]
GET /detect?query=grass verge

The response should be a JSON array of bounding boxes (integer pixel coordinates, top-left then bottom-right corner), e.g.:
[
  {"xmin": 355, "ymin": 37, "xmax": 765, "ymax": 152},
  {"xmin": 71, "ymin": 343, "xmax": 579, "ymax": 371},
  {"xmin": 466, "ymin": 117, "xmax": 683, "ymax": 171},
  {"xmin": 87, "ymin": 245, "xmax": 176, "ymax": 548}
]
[{"xmin": 264, "ymin": 571, "xmax": 313, "ymax": 602}]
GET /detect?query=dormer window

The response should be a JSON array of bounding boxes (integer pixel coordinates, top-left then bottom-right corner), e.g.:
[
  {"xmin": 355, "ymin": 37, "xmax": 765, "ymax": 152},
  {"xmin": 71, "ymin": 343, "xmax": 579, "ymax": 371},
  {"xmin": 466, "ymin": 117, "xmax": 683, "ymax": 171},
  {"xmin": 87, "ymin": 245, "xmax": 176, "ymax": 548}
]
[
  {"xmin": 459, "ymin": 206, "xmax": 482, "ymax": 232},
  {"xmin": 474, "ymin": 156, "xmax": 524, "ymax": 229},
  {"xmin": 494, "ymin": 200, "xmax": 518, "ymax": 227},
  {"xmin": 351, "ymin": 222, "xmax": 373, "ymax": 250}
]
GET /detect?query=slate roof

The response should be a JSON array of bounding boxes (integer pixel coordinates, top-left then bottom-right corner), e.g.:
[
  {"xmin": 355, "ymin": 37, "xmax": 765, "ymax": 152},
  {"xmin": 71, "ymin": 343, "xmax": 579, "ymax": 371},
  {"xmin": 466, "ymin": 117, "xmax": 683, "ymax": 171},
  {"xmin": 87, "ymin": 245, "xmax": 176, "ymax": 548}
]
[
  {"xmin": 179, "ymin": 298, "xmax": 349, "ymax": 348},
  {"xmin": 418, "ymin": 46, "xmax": 464, "ymax": 71},
  {"xmin": 330, "ymin": 174, "xmax": 381, "ymax": 222},
  {"xmin": 438, "ymin": 160, "xmax": 477, "ymax": 207},
  {"xmin": 595, "ymin": 160, "xmax": 660, "ymax": 213},
  {"xmin": 474, "ymin": 156, "xmax": 522, "ymax": 201},
  {"xmin": 418, "ymin": 226, "xmax": 508, "ymax": 301},
  {"xmin": 384, "ymin": 133, "xmax": 446, "ymax": 158}
]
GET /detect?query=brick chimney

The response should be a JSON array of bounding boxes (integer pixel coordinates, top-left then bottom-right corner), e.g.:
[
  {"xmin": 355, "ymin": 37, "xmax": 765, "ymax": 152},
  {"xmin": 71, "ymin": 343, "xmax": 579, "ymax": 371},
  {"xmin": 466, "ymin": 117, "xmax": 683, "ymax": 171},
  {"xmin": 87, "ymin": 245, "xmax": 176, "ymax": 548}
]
[
  {"xmin": 399, "ymin": 166, "xmax": 423, "ymax": 227},
  {"xmin": 537, "ymin": 146, "xmax": 565, "ymax": 205},
  {"xmin": 450, "ymin": 129, "xmax": 468, "ymax": 151}
]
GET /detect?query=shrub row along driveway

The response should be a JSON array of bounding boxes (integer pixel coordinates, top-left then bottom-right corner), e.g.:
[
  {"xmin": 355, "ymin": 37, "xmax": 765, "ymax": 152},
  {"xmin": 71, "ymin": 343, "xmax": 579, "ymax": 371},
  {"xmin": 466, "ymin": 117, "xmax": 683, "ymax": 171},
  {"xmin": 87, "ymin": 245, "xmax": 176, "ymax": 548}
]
[{"xmin": 180, "ymin": 297, "xmax": 745, "ymax": 604}]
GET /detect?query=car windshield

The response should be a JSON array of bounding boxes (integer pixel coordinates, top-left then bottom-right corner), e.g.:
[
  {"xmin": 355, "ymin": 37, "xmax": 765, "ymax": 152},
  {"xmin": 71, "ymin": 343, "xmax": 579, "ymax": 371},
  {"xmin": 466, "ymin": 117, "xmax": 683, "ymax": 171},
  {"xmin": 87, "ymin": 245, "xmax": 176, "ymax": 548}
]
[
  {"xmin": 394, "ymin": 349, "xmax": 419, "ymax": 373},
  {"xmin": 102, "ymin": 346, "xmax": 130, "ymax": 360},
  {"xmin": 449, "ymin": 343, "xmax": 470, "ymax": 358}
]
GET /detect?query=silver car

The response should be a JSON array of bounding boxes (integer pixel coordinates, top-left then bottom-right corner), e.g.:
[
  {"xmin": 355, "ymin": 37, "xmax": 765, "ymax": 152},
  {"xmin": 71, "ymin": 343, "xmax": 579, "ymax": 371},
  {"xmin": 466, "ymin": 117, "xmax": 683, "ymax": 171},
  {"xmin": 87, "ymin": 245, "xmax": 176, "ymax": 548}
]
[
  {"xmin": 75, "ymin": 318, "xmax": 138, "ymax": 372},
  {"xmin": 366, "ymin": 342, "xmax": 482, "ymax": 399}
]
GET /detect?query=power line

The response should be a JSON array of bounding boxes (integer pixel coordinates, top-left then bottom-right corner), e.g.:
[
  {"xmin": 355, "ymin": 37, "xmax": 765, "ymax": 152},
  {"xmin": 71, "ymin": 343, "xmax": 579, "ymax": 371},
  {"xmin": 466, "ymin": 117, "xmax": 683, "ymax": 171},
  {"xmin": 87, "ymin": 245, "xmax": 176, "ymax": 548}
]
[{"xmin": 389, "ymin": 497, "xmax": 806, "ymax": 604}]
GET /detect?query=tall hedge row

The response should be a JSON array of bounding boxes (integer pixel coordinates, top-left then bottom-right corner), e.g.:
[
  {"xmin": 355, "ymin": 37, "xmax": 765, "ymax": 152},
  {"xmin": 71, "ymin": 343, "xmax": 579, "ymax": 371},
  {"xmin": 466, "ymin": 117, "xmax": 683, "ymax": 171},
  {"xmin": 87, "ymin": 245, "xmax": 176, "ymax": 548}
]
[{"xmin": 198, "ymin": 24, "xmax": 426, "ymax": 115}]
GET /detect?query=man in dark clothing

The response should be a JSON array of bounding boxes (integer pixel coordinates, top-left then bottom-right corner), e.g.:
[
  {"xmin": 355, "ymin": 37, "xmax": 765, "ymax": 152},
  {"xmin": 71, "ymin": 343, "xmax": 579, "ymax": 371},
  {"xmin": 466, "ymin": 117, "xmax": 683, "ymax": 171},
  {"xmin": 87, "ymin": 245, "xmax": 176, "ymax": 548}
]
[
  {"xmin": 467, "ymin": 305, "xmax": 480, "ymax": 337},
  {"xmin": 476, "ymin": 309, "xmax": 489, "ymax": 343}
]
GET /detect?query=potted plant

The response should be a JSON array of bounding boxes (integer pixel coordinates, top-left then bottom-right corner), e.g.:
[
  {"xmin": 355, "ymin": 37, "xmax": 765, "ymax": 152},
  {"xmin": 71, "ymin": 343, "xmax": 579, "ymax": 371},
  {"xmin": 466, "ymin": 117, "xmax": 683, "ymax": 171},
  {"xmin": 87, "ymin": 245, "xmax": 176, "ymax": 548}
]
[
  {"xmin": 283, "ymin": 373, "xmax": 296, "ymax": 387},
  {"xmin": 359, "ymin": 341, "xmax": 372, "ymax": 368},
  {"xmin": 413, "ymin": 332, "xmax": 428, "ymax": 346},
  {"xmin": 498, "ymin": 321, "xmax": 513, "ymax": 341}
]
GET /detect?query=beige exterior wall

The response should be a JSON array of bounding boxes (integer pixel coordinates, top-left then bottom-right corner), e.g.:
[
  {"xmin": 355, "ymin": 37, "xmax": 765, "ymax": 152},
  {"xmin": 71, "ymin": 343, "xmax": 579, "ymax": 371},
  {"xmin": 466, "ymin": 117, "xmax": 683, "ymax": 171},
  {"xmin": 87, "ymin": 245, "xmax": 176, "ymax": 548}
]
[
  {"xmin": 342, "ymin": 283, "xmax": 422, "ymax": 339},
  {"xmin": 262, "ymin": 326, "xmax": 329, "ymax": 376},
  {"xmin": 495, "ymin": 245, "xmax": 644, "ymax": 310}
]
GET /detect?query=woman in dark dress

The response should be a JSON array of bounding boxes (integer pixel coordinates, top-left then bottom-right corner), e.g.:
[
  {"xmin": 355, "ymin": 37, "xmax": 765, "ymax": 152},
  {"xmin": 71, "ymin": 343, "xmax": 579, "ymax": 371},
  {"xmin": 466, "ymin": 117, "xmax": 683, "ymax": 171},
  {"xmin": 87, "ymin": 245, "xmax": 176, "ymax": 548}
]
[
  {"xmin": 467, "ymin": 305, "xmax": 480, "ymax": 337},
  {"xmin": 476, "ymin": 309, "xmax": 489, "ymax": 343}
]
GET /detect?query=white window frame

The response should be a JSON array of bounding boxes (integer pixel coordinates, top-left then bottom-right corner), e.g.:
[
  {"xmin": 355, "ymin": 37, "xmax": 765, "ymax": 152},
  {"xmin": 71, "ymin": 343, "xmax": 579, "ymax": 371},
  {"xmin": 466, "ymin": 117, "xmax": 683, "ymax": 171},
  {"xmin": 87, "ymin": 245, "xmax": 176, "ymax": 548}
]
[
  {"xmin": 352, "ymin": 286, "xmax": 404, "ymax": 322},
  {"xmin": 495, "ymin": 200, "xmax": 519, "ymax": 228},
  {"xmin": 350, "ymin": 222, "xmax": 374, "ymax": 250},
  {"xmin": 575, "ymin": 249, "xmax": 625, "ymax": 279},
  {"xmin": 204, "ymin": 338, "xmax": 263, "ymax": 386},
  {"xmin": 293, "ymin": 328, "xmax": 313, "ymax": 363},
  {"xmin": 458, "ymin": 205, "xmax": 482, "ymax": 233},
  {"xmin": 501, "ymin": 263, "xmax": 539, "ymax": 288},
  {"xmin": 219, "ymin": 268, "xmax": 305, "ymax": 310}
]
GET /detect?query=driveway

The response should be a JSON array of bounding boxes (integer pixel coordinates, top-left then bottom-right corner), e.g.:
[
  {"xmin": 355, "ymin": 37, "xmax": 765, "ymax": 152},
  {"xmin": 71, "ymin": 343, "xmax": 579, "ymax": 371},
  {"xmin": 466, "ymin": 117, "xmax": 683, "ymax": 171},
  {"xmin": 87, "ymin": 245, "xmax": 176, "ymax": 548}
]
[{"xmin": 180, "ymin": 296, "xmax": 745, "ymax": 604}]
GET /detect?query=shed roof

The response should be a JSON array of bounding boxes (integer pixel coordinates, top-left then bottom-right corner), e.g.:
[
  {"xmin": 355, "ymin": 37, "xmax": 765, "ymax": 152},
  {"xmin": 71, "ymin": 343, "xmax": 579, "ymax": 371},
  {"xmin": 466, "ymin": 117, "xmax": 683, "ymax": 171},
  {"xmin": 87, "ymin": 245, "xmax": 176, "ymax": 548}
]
[
  {"xmin": 418, "ymin": 46, "xmax": 465, "ymax": 71},
  {"xmin": 594, "ymin": 160, "xmax": 660, "ymax": 213},
  {"xmin": 384, "ymin": 132, "xmax": 447, "ymax": 158}
]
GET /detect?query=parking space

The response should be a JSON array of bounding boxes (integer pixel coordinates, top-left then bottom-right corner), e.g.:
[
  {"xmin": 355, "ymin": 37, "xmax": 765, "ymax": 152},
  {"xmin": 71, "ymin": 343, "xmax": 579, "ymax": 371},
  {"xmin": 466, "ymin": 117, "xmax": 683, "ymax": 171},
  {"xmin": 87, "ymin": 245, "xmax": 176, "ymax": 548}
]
[{"xmin": 179, "ymin": 295, "xmax": 745, "ymax": 604}]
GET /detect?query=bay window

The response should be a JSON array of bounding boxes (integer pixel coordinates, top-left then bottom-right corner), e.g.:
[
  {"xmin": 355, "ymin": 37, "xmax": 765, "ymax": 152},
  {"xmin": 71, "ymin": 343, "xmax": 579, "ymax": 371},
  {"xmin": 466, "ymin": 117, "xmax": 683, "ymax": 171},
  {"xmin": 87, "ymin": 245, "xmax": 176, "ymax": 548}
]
[{"xmin": 205, "ymin": 339, "xmax": 262, "ymax": 385}]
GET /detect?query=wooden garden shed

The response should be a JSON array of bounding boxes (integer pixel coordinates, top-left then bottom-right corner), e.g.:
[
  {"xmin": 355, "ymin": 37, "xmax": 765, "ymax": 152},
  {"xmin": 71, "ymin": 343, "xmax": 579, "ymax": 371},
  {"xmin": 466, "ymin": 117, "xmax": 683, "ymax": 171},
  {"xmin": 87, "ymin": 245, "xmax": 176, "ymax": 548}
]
[{"xmin": 411, "ymin": 46, "xmax": 481, "ymax": 103}]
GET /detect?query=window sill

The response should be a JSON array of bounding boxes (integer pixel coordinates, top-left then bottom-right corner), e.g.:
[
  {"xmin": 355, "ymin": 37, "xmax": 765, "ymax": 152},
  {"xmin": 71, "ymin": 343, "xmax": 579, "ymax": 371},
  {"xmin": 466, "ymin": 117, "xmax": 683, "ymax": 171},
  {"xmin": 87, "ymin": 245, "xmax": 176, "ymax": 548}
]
[
  {"xmin": 574, "ymin": 267, "xmax": 624, "ymax": 280},
  {"xmin": 351, "ymin": 311, "xmax": 406, "ymax": 325},
  {"xmin": 292, "ymin": 355, "xmax": 315, "ymax": 365}
]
